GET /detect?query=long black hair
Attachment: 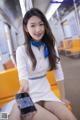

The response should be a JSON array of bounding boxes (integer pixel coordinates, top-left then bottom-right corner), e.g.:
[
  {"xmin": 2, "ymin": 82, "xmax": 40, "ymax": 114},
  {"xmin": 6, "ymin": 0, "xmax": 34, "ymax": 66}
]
[{"xmin": 23, "ymin": 8, "xmax": 59, "ymax": 70}]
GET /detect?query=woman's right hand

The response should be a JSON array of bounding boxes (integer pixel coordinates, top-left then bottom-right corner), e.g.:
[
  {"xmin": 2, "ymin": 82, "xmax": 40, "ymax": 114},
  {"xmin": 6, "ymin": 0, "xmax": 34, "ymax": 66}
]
[{"xmin": 19, "ymin": 80, "xmax": 29, "ymax": 93}]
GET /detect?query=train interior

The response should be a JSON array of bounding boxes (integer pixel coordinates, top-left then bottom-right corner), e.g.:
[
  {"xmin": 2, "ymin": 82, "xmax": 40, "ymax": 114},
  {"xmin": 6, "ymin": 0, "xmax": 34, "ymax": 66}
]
[{"xmin": 0, "ymin": 0, "xmax": 80, "ymax": 119}]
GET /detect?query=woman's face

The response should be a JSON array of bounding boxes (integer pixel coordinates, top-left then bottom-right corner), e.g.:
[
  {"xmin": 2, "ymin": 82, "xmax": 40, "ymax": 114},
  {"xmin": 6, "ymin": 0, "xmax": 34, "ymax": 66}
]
[{"xmin": 25, "ymin": 16, "xmax": 45, "ymax": 41}]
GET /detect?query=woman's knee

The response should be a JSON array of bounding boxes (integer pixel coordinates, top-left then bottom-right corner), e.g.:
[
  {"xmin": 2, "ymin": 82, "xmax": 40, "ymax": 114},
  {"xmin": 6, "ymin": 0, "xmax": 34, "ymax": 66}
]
[
  {"xmin": 59, "ymin": 111, "xmax": 77, "ymax": 120},
  {"xmin": 44, "ymin": 101, "xmax": 77, "ymax": 120}
]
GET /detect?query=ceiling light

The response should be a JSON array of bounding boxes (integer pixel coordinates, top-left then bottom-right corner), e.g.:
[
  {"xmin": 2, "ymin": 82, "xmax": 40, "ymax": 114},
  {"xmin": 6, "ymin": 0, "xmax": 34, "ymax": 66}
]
[{"xmin": 46, "ymin": 0, "xmax": 64, "ymax": 20}]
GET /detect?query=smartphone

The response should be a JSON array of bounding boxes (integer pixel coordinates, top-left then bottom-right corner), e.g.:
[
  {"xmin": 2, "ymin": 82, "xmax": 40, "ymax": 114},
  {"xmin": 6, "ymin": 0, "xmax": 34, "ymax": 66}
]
[{"xmin": 16, "ymin": 92, "xmax": 37, "ymax": 114}]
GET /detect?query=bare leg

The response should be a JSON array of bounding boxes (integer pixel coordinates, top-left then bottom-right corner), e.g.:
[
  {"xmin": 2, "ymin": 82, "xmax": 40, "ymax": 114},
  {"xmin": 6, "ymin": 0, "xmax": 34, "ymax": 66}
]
[
  {"xmin": 8, "ymin": 104, "xmax": 21, "ymax": 120},
  {"xmin": 44, "ymin": 101, "xmax": 77, "ymax": 120},
  {"xmin": 32, "ymin": 103, "xmax": 59, "ymax": 120},
  {"xmin": 8, "ymin": 102, "xmax": 59, "ymax": 120}
]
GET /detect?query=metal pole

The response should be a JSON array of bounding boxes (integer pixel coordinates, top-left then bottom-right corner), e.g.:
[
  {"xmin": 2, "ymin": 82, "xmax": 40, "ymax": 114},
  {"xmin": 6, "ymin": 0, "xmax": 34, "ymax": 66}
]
[{"xmin": 4, "ymin": 24, "xmax": 16, "ymax": 65}]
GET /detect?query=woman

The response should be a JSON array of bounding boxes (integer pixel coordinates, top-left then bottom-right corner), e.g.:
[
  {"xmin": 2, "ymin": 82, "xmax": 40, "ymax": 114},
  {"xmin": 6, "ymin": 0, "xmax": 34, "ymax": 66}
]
[{"xmin": 8, "ymin": 8, "xmax": 77, "ymax": 120}]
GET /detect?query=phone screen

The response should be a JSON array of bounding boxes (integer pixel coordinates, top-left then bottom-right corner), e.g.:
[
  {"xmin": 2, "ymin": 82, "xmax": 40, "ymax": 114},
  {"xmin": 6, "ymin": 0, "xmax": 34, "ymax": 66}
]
[{"xmin": 16, "ymin": 92, "xmax": 37, "ymax": 114}]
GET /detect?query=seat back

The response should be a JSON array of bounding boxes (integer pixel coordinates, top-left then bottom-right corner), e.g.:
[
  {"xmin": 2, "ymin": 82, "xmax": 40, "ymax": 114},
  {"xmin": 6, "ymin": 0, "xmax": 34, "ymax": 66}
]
[
  {"xmin": 0, "ymin": 68, "xmax": 20, "ymax": 108},
  {"xmin": 47, "ymin": 70, "xmax": 61, "ymax": 98},
  {"xmin": 47, "ymin": 70, "xmax": 56, "ymax": 86}
]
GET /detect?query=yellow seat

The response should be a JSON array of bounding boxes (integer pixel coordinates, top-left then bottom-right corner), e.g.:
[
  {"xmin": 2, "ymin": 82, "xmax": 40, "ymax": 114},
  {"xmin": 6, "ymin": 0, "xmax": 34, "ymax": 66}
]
[
  {"xmin": 65, "ymin": 39, "xmax": 80, "ymax": 53},
  {"xmin": 47, "ymin": 70, "xmax": 61, "ymax": 98},
  {"xmin": 0, "ymin": 68, "xmax": 20, "ymax": 108}
]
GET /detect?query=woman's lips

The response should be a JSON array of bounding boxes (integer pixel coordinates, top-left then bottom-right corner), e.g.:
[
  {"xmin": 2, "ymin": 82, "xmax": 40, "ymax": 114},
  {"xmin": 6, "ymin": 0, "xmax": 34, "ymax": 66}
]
[{"xmin": 35, "ymin": 33, "xmax": 42, "ymax": 37}]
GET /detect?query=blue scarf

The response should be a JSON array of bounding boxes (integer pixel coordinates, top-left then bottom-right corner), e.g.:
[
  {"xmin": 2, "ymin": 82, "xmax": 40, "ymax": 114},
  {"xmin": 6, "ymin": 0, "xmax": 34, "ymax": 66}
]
[{"xmin": 30, "ymin": 40, "xmax": 49, "ymax": 58}]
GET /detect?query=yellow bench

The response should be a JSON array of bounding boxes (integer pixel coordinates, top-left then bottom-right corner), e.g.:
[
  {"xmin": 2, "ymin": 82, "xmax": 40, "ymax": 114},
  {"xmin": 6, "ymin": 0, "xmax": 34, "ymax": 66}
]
[
  {"xmin": 65, "ymin": 39, "xmax": 80, "ymax": 53},
  {"xmin": 0, "ymin": 68, "xmax": 71, "ymax": 110},
  {"xmin": 0, "ymin": 68, "xmax": 20, "ymax": 108},
  {"xmin": 58, "ymin": 39, "xmax": 80, "ymax": 55}
]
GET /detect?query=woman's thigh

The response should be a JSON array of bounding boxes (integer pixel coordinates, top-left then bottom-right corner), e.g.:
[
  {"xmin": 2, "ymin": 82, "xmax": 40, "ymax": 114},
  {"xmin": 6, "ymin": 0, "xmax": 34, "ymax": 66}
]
[
  {"xmin": 32, "ymin": 103, "xmax": 59, "ymax": 120},
  {"xmin": 8, "ymin": 103, "xmax": 21, "ymax": 120},
  {"xmin": 8, "ymin": 102, "xmax": 59, "ymax": 120},
  {"xmin": 43, "ymin": 101, "xmax": 77, "ymax": 120}
]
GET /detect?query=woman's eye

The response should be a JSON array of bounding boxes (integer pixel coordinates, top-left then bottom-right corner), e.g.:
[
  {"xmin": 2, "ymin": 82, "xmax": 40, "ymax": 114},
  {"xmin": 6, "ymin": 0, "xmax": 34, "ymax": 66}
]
[{"xmin": 31, "ymin": 25, "xmax": 35, "ymax": 27}]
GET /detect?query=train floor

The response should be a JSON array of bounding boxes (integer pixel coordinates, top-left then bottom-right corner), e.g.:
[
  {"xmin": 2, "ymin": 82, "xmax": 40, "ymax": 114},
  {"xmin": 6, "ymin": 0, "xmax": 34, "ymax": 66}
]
[{"xmin": 60, "ymin": 55, "xmax": 80, "ymax": 119}]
